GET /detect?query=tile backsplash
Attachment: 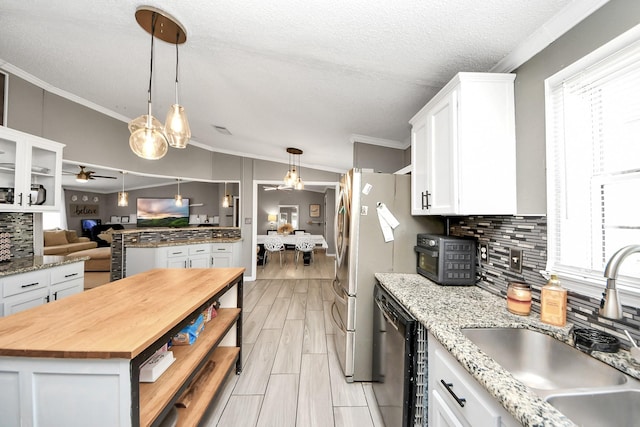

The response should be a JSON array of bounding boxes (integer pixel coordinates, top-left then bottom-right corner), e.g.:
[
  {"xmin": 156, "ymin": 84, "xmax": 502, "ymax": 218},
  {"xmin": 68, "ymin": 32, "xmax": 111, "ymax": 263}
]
[
  {"xmin": 450, "ymin": 215, "xmax": 640, "ymax": 350},
  {"xmin": 0, "ymin": 212, "xmax": 34, "ymax": 260}
]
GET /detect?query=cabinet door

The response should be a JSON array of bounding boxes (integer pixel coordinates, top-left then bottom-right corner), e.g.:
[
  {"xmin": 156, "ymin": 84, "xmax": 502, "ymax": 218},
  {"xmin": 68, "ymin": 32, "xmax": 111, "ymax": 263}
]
[
  {"xmin": 4, "ymin": 289, "xmax": 48, "ymax": 316},
  {"xmin": 411, "ymin": 114, "xmax": 430, "ymax": 215},
  {"xmin": 189, "ymin": 254, "xmax": 210, "ymax": 268},
  {"xmin": 427, "ymin": 89, "xmax": 458, "ymax": 214},
  {"xmin": 0, "ymin": 127, "xmax": 62, "ymax": 212},
  {"xmin": 0, "ymin": 132, "xmax": 23, "ymax": 210},
  {"xmin": 167, "ymin": 256, "xmax": 188, "ymax": 269},
  {"xmin": 211, "ymin": 253, "xmax": 232, "ymax": 268},
  {"xmin": 50, "ymin": 278, "xmax": 84, "ymax": 301},
  {"xmin": 431, "ymin": 389, "xmax": 466, "ymax": 427}
]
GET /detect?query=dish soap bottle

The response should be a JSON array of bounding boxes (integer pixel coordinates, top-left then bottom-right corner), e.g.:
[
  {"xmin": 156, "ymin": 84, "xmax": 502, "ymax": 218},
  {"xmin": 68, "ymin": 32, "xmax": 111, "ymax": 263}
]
[{"xmin": 540, "ymin": 274, "xmax": 567, "ymax": 326}]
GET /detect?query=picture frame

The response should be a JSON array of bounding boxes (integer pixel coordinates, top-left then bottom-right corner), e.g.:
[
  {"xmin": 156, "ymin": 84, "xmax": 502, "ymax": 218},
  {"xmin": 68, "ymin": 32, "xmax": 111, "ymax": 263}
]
[
  {"xmin": 121, "ymin": 215, "xmax": 130, "ymax": 224},
  {"xmin": 309, "ymin": 204, "xmax": 320, "ymax": 218},
  {"xmin": 110, "ymin": 215, "xmax": 121, "ymax": 224}
]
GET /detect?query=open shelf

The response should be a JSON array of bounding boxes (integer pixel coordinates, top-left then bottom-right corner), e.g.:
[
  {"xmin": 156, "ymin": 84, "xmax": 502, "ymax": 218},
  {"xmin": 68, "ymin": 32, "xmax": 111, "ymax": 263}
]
[
  {"xmin": 139, "ymin": 307, "xmax": 241, "ymax": 426},
  {"xmin": 175, "ymin": 347, "xmax": 240, "ymax": 427}
]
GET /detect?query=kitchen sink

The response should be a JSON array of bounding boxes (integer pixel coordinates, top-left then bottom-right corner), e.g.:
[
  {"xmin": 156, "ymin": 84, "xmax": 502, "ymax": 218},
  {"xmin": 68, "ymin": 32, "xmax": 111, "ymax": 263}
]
[
  {"xmin": 546, "ymin": 389, "xmax": 640, "ymax": 427},
  {"xmin": 460, "ymin": 327, "xmax": 627, "ymax": 392}
]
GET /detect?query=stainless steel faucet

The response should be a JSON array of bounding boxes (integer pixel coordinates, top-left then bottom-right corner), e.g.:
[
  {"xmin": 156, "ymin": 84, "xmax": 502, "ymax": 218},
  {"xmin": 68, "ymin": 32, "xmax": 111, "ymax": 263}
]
[{"xmin": 600, "ymin": 244, "xmax": 640, "ymax": 319}]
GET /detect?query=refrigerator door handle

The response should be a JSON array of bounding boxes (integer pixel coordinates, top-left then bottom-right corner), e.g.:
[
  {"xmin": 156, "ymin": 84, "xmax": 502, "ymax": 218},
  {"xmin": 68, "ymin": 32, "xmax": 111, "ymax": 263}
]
[
  {"xmin": 331, "ymin": 302, "xmax": 347, "ymax": 333},
  {"xmin": 331, "ymin": 278, "xmax": 348, "ymax": 302}
]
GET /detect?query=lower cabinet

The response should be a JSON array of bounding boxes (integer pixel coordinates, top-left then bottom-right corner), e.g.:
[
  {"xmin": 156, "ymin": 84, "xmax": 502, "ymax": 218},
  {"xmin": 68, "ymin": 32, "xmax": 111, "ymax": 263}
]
[
  {"xmin": 126, "ymin": 242, "xmax": 241, "ymax": 277},
  {"xmin": 1, "ymin": 262, "xmax": 84, "ymax": 317},
  {"xmin": 428, "ymin": 333, "xmax": 519, "ymax": 427},
  {"xmin": 0, "ymin": 269, "xmax": 243, "ymax": 427},
  {"xmin": 211, "ymin": 243, "xmax": 235, "ymax": 267}
]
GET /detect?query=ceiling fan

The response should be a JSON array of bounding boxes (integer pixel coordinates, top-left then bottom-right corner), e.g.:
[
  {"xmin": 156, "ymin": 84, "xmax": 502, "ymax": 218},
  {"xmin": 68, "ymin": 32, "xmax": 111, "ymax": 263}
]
[
  {"xmin": 263, "ymin": 184, "xmax": 293, "ymax": 191},
  {"xmin": 63, "ymin": 165, "xmax": 117, "ymax": 182}
]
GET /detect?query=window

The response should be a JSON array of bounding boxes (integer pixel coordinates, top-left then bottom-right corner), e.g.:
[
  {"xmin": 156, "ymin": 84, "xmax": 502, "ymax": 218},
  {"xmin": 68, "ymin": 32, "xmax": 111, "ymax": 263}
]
[{"xmin": 545, "ymin": 25, "xmax": 640, "ymax": 303}]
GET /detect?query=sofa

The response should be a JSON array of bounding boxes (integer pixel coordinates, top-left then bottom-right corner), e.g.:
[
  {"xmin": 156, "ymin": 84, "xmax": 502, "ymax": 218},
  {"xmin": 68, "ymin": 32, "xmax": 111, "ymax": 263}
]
[{"xmin": 43, "ymin": 229, "xmax": 98, "ymax": 255}]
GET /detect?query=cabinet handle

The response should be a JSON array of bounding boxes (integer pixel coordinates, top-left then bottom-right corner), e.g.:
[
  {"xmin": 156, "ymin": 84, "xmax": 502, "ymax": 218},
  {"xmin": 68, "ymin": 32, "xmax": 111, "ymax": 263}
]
[
  {"xmin": 195, "ymin": 249, "xmax": 205, "ymax": 253},
  {"xmin": 18, "ymin": 193, "xmax": 23, "ymax": 206},
  {"xmin": 422, "ymin": 191, "xmax": 431, "ymax": 210},
  {"xmin": 45, "ymin": 295, "xmax": 50, "ymax": 303},
  {"xmin": 21, "ymin": 282, "xmax": 39, "ymax": 288},
  {"xmin": 172, "ymin": 252, "xmax": 183, "ymax": 255},
  {"xmin": 440, "ymin": 379, "xmax": 466, "ymax": 407},
  {"xmin": 64, "ymin": 273, "xmax": 79, "ymax": 278}
]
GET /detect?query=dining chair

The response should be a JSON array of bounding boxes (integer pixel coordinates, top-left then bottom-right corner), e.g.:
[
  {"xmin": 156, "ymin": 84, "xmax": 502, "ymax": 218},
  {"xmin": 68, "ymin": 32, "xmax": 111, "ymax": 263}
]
[
  {"xmin": 263, "ymin": 236, "xmax": 286, "ymax": 269},
  {"xmin": 294, "ymin": 238, "xmax": 315, "ymax": 268}
]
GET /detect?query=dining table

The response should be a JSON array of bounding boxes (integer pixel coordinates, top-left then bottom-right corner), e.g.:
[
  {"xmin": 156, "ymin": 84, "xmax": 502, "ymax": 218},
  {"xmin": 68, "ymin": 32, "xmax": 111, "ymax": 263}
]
[
  {"xmin": 256, "ymin": 234, "xmax": 328, "ymax": 266},
  {"xmin": 256, "ymin": 234, "xmax": 328, "ymax": 249}
]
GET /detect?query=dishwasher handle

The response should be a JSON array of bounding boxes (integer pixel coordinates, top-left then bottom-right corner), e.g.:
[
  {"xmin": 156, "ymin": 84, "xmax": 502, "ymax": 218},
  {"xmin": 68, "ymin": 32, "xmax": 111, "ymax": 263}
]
[{"xmin": 375, "ymin": 297, "xmax": 399, "ymax": 331}]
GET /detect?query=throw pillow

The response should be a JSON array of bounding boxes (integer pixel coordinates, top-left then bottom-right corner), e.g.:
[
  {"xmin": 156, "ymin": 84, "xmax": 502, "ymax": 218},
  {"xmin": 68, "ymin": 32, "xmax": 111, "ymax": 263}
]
[
  {"xmin": 65, "ymin": 230, "xmax": 80, "ymax": 243},
  {"xmin": 97, "ymin": 232, "xmax": 113, "ymax": 244},
  {"xmin": 44, "ymin": 230, "xmax": 68, "ymax": 247}
]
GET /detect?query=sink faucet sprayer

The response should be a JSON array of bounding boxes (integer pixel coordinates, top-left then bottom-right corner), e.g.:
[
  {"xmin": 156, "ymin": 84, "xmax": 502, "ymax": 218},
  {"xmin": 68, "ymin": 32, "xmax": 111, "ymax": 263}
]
[{"xmin": 600, "ymin": 244, "xmax": 640, "ymax": 319}]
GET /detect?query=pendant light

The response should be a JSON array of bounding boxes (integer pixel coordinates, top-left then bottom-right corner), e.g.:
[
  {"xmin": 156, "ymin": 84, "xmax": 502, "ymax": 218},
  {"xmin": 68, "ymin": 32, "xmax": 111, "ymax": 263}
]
[
  {"xmin": 222, "ymin": 182, "xmax": 231, "ymax": 208},
  {"xmin": 175, "ymin": 178, "xmax": 183, "ymax": 206},
  {"xmin": 283, "ymin": 147, "xmax": 303, "ymax": 189},
  {"xmin": 165, "ymin": 37, "xmax": 191, "ymax": 149},
  {"xmin": 117, "ymin": 171, "xmax": 129, "ymax": 207},
  {"xmin": 129, "ymin": 7, "xmax": 188, "ymax": 159}
]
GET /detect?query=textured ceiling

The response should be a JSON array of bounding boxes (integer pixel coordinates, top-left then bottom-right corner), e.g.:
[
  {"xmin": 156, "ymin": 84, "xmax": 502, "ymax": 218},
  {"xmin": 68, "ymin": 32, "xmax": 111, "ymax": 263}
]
[{"xmin": 0, "ymin": 0, "xmax": 597, "ymax": 173}]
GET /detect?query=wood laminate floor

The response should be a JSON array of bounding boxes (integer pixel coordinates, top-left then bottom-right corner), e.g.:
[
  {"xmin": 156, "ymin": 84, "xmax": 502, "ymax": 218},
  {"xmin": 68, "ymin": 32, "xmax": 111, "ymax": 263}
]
[{"xmin": 200, "ymin": 250, "xmax": 384, "ymax": 427}]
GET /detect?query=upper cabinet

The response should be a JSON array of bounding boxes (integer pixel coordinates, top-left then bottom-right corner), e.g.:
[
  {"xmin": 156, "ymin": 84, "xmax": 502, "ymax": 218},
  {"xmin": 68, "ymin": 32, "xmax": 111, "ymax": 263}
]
[
  {"xmin": 410, "ymin": 73, "xmax": 516, "ymax": 216},
  {"xmin": 0, "ymin": 126, "xmax": 64, "ymax": 212}
]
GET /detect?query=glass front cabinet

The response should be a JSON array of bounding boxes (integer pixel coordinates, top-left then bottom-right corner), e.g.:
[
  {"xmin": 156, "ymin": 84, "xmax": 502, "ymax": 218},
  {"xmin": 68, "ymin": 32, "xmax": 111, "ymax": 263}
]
[{"xmin": 0, "ymin": 126, "xmax": 64, "ymax": 212}]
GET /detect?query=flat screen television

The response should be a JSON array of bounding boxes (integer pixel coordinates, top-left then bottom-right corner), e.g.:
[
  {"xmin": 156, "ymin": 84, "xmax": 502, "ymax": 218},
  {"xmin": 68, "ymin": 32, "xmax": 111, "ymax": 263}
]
[
  {"xmin": 81, "ymin": 218, "xmax": 101, "ymax": 236},
  {"xmin": 136, "ymin": 198, "xmax": 190, "ymax": 228}
]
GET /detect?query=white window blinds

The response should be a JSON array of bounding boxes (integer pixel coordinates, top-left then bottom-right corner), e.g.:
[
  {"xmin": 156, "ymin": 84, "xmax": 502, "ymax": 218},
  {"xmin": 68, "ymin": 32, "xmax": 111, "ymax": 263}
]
[{"xmin": 546, "ymin": 29, "xmax": 640, "ymax": 297}]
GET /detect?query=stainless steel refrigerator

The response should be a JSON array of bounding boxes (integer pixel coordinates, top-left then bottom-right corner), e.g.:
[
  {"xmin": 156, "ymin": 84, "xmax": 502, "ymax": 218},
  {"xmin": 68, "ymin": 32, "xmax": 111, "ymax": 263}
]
[{"xmin": 330, "ymin": 169, "xmax": 442, "ymax": 382}]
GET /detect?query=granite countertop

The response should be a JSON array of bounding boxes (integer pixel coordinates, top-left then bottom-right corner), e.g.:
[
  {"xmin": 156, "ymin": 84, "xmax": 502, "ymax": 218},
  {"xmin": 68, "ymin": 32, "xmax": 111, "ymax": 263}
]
[
  {"xmin": 114, "ymin": 226, "xmax": 240, "ymax": 235},
  {"xmin": 375, "ymin": 272, "xmax": 640, "ymax": 427},
  {"xmin": 0, "ymin": 255, "xmax": 88, "ymax": 277},
  {"xmin": 127, "ymin": 237, "xmax": 242, "ymax": 248}
]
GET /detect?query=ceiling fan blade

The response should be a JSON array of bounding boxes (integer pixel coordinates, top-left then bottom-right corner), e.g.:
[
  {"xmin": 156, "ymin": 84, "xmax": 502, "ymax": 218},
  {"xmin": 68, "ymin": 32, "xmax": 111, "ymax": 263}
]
[
  {"xmin": 91, "ymin": 174, "xmax": 118, "ymax": 179},
  {"xmin": 264, "ymin": 187, "xmax": 277, "ymax": 191}
]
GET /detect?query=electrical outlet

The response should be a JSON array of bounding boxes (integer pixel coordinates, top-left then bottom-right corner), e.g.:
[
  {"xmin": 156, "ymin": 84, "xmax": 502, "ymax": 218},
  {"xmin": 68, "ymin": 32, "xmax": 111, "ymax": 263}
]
[
  {"xmin": 509, "ymin": 248, "xmax": 523, "ymax": 273},
  {"xmin": 479, "ymin": 243, "xmax": 489, "ymax": 264}
]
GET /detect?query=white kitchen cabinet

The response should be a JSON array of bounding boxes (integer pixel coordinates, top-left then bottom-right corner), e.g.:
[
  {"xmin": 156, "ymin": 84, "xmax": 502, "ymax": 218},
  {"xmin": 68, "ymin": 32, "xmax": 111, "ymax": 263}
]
[
  {"xmin": 0, "ymin": 126, "xmax": 64, "ymax": 212},
  {"xmin": 49, "ymin": 262, "xmax": 84, "ymax": 301},
  {"xmin": 1, "ymin": 262, "xmax": 84, "ymax": 316},
  {"xmin": 126, "ymin": 243, "xmax": 214, "ymax": 277},
  {"xmin": 410, "ymin": 73, "xmax": 516, "ymax": 215},
  {"xmin": 428, "ymin": 333, "xmax": 518, "ymax": 427},
  {"xmin": 210, "ymin": 243, "xmax": 237, "ymax": 268}
]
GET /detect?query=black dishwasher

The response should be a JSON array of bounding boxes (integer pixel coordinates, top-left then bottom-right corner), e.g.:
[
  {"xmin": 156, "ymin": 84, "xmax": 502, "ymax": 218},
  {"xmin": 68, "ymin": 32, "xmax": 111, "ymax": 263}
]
[{"xmin": 372, "ymin": 282, "xmax": 418, "ymax": 427}]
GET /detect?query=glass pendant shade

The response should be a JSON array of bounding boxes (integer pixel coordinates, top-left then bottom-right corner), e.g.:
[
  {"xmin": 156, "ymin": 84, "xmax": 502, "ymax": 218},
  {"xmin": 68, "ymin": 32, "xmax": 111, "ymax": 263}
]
[
  {"xmin": 118, "ymin": 191, "xmax": 129, "ymax": 207},
  {"xmin": 175, "ymin": 194, "xmax": 183, "ymax": 206},
  {"xmin": 222, "ymin": 195, "xmax": 230, "ymax": 208},
  {"xmin": 129, "ymin": 126, "xmax": 169, "ymax": 160},
  {"xmin": 295, "ymin": 177, "xmax": 304, "ymax": 190},
  {"xmin": 128, "ymin": 114, "xmax": 164, "ymax": 134},
  {"xmin": 165, "ymin": 104, "xmax": 191, "ymax": 148}
]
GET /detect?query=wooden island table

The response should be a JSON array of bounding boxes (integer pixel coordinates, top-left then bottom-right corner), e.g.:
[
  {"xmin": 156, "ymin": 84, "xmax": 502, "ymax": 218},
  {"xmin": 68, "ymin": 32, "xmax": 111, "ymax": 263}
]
[{"xmin": 0, "ymin": 267, "xmax": 244, "ymax": 427}]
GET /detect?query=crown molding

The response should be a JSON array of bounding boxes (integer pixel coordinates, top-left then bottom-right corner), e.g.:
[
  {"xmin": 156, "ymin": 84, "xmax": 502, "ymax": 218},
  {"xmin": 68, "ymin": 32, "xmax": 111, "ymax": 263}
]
[
  {"xmin": 349, "ymin": 134, "xmax": 409, "ymax": 150},
  {"xmin": 491, "ymin": 0, "xmax": 610, "ymax": 73}
]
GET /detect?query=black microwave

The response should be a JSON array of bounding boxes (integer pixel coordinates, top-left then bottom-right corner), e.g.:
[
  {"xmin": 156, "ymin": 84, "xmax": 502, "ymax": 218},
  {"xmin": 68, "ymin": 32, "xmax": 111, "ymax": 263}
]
[{"xmin": 415, "ymin": 234, "xmax": 476, "ymax": 285}]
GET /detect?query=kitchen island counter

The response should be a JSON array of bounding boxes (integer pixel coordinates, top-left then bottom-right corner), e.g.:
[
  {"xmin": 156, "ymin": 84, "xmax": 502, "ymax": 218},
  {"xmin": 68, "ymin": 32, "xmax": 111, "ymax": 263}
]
[
  {"xmin": 0, "ymin": 268, "xmax": 244, "ymax": 427},
  {"xmin": 375, "ymin": 272, "xmax": 640, "ymax": 427}
]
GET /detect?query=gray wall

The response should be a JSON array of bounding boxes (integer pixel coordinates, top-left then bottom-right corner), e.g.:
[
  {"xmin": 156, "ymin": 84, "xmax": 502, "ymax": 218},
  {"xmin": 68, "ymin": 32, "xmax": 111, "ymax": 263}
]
[
  {"xmin": 64, "ymin": 182, "xmax": 239, "ymax": 235},
  {"xmin": 513, "ymin": 0, "xmax": 640, "ymax": 214},
  {"xmin": 353, "ymin": 141, "xmax": 407, "ymax": 173},
  {"xmin": 256, "ymin": 187, "xmax": 326, "ymax": 235}
]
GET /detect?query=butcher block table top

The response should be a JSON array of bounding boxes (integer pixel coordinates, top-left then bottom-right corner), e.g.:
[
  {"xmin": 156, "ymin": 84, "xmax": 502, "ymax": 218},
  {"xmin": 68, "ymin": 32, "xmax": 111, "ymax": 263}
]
[{"xmin": 0, "ymin": 268, "xmax": 244, "ymax": 359}]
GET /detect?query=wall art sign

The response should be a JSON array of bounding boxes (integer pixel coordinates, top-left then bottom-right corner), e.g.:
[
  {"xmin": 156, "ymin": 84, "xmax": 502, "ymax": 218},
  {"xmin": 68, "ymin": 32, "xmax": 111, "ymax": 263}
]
[{"xmin": 70, "ymin": 204, "xmax": 99, "ymax": 217}]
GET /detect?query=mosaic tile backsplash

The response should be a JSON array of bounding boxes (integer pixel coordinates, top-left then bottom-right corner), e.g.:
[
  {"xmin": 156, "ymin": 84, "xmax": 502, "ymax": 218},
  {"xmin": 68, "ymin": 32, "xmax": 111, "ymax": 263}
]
[
  {"xmin": 0, "ymin": 212, "xmax": 34, "ymax": 260},
  {"xmin": 449, "ymin": 215, "xmax": 640, "ymax": 350}
]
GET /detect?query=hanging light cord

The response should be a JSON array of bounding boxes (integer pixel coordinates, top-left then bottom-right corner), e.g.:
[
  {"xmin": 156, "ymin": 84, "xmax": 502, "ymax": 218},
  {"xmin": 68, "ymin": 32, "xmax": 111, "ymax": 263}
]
[
  {"xmin": 174, "ymin": 33, "xmax": 180, "ymax": 103},
  {"xmin": 147, "ymin": 13, "xmax": 158, "ymax": 107}
]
